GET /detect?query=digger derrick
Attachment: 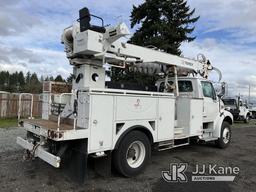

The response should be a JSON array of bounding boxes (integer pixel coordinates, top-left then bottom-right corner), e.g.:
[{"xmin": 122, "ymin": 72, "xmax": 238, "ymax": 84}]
[{"xmin": 17, "ymin": 7, "xmax": 233, "ymax": 182}]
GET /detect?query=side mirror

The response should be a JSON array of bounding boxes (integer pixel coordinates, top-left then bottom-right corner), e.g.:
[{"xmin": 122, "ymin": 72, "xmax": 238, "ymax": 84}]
[
  {"xmin": 217, "ymin": 92, "xmax": 224, "ymax": 98},
  {"xmin": 217, "ymin": 82, "xmax": 226, "ymax": 98}
]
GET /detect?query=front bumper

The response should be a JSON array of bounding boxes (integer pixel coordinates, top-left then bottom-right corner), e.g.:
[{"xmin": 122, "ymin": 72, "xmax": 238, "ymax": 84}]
[{"xmin": 16, "ymin": 137, "xmax": 61, "ymax": 168}]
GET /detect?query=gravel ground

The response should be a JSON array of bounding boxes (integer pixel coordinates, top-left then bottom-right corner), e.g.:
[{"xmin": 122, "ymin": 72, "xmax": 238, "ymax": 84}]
[
  {"xmin": 0, "ymin": 127, "xmax": 25, "ymax": 153},
  {"xmin": 0, "ymin": 125, "xmax": 256, "ymax": 192}
]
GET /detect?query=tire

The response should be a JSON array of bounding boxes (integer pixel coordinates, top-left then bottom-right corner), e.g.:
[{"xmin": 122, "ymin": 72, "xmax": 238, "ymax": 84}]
[
  {"xmin": 215, "ymin": 121, "xmax": 231, "ymax": 149},
  {"xmin": 244, "ymin": 114, "xmax": 250, "ymax": 123},
  {"xmin": 113, "ymin": 130, "xmax": 151, "ymax": 177}
]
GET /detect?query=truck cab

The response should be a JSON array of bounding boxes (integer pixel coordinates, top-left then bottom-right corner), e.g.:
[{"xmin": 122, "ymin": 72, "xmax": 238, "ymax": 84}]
[{"xmin": 156, "ymin": 77, "xmax": 228, "ymax": 122}]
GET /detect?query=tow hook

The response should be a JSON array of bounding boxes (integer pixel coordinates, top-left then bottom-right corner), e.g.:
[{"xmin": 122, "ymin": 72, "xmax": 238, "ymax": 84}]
[{"xmin": 22, "ymin": 143, "xmax": 40, "ymax": 160}]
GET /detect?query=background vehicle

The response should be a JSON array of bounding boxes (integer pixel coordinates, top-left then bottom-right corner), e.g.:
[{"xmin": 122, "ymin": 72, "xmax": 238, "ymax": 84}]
[
  {"xmin": 249, "ymin": 104, "xmax": 256, "ymax": 119},
  {"xmin": 223, "ymin": 97, "xmax": 251, "ymax": 123}
]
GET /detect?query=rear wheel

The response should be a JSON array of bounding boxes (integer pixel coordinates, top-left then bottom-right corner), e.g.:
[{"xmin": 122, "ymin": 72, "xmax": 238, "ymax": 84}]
[
  {"xmin": 113, "ymin": 131, "xmax": 151, "ymax": 177},
  {"xmin": 215, "ymin": 121, "xmax": 231, "ymax": 148}
]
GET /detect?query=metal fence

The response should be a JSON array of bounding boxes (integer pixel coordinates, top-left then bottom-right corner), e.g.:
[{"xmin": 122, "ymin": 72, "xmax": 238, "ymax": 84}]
[{"xmin": 0, "ymin": 93, "xmax": 42, "ymax": 119}]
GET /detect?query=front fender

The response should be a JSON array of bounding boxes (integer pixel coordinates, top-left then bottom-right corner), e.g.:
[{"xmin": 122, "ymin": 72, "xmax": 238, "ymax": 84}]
[{"xmin": 213, "ymin": 110, "xmax": 233, "ymax": 138}]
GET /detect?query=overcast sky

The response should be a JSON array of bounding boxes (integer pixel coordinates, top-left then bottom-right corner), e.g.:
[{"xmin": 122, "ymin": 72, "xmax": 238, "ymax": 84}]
[{"xmin": 0, "ymin": 0, "xmax": 255, "ymax": 100}]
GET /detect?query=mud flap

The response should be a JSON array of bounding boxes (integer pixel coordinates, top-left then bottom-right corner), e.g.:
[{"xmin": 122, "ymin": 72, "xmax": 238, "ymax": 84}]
[
  {"xmin": 94, "ymin": 151, "xmax": 112, "ymax": 177},
  {"xmin": 63, "ymin": 139, "xmax": 88, "ymax": 183}
]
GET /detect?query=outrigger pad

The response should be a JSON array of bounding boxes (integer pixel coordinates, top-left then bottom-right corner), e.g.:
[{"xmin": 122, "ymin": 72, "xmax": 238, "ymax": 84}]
[{"xmin": 64, "ymin": 139, "xmax": 88, "ymax": 183}]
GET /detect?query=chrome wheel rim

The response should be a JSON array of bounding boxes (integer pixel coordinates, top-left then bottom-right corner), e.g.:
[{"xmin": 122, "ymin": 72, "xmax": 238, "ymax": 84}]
[
  {"xmin": 126, "ymin": 141, "xmax": 146, "ymax": 168},
  {"xmin": 222, "ymin": 127, "xmax": 230, "ymax": 144}
]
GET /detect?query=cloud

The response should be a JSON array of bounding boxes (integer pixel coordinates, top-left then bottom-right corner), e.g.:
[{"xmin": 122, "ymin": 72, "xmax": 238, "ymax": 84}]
[
  {"xmin": 0, "ymin": 44, "xmax": 70, "ymax": 78},
  {"xmin": 0, "ymin": 63, "xmax": 27, "ymax": 74},
  {"xmin": 0, "ymin": 0, "xmax": 255, "ymax": 101},
  {"xmin": 0, "ymin": 0, "xmax": 143, "ymax": 78},
  {"xmin": 0, "ymin": 55, "xmax": 11, "ymax": 64},
  {"xmin": 181, "ymin": 38, "xmax": 256, "ymax": 97},
  {"xmin": 188, "ymin": 0, "xmax": 256, "ymax": 44},
  {"xmin": 0, "ymin": 0, "xmax": 42, "ymax": 36},
  {"xmin": 0, "ymin": 46, "xmax": 45, "ymax": 65}
]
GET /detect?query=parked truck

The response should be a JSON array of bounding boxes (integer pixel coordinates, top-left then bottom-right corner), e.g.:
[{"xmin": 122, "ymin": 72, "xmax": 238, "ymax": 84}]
[
  {"xmin": 223, "ymin": 97, "xmax": 251, "ymax": 123},
  {"xmin": 16, "ymin": 7, "xmax": 233, "ymax": 182},
  {"xmin": 249, "ymin": 104, "xmax": 256, "ymax": 119}
]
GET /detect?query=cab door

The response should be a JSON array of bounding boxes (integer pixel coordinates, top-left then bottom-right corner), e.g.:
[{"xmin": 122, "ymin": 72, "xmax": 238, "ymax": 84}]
[{"xmin": 201, "ymin": 81, "xmax": 219, "ymax": 122}]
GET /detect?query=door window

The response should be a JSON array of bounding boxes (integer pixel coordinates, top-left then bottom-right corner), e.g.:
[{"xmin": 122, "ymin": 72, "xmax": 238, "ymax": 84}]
[
  {"xmin": 201, "ymin": 81, "xmax": 216, "ymax": 100},
  {"xmin": 178, "ymin": 81, "xmax": 193, "ymax": 92}
]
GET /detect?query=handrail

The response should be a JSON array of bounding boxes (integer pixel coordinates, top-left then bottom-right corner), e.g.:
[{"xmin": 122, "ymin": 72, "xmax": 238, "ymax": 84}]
[
  {"xmin": 18, "ymin": 93, "xmax": 34, "ymax": 125},
  {"xmin": 82, "ymin": 88, "xmax": 174, "ymax": 97},
  {"xmin": 57, "ymin": 93, "xmax": 76, "ymax": 132}
]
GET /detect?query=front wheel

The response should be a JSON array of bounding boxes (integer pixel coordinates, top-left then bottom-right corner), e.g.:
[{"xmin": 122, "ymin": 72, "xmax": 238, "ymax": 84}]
[
  {"xmin": 244, "ymin": 114, "xmax": 250, "ymax": 123},
  {"xmin": 113, "ymin": 131, "xmax": 151, "ymax": 177},
  {"xmin": 215, "ymin": 121, "xmax": 231, "ymax": 148}
]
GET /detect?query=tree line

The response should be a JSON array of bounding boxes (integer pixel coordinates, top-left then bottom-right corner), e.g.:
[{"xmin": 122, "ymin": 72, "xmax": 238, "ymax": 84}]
[{"xmin": 0, "ymin": 71, "xmax": 72, "ymax": 94}]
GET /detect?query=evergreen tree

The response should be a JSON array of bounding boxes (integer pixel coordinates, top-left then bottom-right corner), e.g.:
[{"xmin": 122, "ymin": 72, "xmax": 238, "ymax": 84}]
[
  {"xmin": 8, "ymin": 72, "xmax": 19, "ymax": 92},
  {"xmin": 0, "ymin": 71, "xmax": 43, "ymax": 93},
  {"xmin": 44, "ymin": 76, "xmax": 50, "ymax": 81},
  {"xmin": 66, "ymin": 73, "xmax": 74, "ymax": 83},
  {"xmin": 110, "ymin": 0, "xmax": 199, "ymax": 87},
  {"xmin": 30, "ymin": 73, "xmax": 39, "ymax": 84},
  {"xmin": 49, "ymin": 76, "xmax": 54, "ymax": 81},
  {"xmin": 18, "ymin": 71, "xmax": 25, "ymax": 92},
  {"xmin": 18, "ymin": 72, "xmax": 25, "ymax": 86},
  {"xmin": 29, "ymin": 73, "xmax": 42, "ymax": 93},
  {"xmin": 0, "ymin": 71, "xmax": 9, "ymax": 91},
  {"xmin": 55, "ymin": 75, "xmax": 65, "ymax": 82},
  {"xmin": 25, "ymin": 72, "xmax": 31, "ymax": 85},
  {"xmin": 40, "ymin": 75, "xmax": 44, "ymax": 82},
  {"xmin": 130, "ymin": 0, "xmax": 199, "ymax": 55}
]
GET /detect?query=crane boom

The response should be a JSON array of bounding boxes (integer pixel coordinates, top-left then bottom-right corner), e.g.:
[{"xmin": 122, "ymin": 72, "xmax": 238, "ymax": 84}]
[{"xmin": 62, "ymin": 7, "xmax": 221, "ymax": 81}]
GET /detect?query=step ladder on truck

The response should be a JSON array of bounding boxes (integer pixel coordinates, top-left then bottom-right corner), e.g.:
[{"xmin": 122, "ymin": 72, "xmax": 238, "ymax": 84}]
[{"xmin": 16, "ymin": 7, "xmax": 233, "ymax": 182}]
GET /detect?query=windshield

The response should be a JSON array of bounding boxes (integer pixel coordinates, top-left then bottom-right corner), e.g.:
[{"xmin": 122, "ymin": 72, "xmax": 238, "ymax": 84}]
[{"xmin": 223, "ymin": 99, "xmax": 236, "ymax": 105}]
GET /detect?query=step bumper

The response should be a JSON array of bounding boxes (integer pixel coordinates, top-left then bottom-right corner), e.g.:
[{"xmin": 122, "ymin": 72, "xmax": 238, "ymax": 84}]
[{"xmin": 16, "ymin": 136, "xmax": 61, "ymax": 168}]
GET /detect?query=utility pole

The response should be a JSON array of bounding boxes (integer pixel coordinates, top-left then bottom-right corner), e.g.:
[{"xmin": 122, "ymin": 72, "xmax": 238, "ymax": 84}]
[
  {"xmin": 226, "ymin": 83, "xmax": 229, "ymax": 96},
  {"xmin": 249, "ymin": 84, "xmax": 251, "ymax": 106}
]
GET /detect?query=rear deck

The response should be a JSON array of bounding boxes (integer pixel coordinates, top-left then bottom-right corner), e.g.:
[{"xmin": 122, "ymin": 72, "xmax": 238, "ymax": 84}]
[{"xmin": 24, "ymin": 119, "xmax": 73, "ymax": 131}]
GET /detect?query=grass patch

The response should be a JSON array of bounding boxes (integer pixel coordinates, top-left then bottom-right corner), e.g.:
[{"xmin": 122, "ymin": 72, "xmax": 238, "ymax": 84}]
[
  {"xmin": 0, "ymin": 118, "xmax": 18, "ymax": 128},
  {"xmin": 232, "ymin": 120, "xmax": 256, "ymax": 128}
]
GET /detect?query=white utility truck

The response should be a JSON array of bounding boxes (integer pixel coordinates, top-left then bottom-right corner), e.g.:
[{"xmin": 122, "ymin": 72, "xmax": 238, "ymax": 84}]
[
  {"xmin": 223, "ymin": 97, "xmax": 251, "ymax": 123},
  {"xmin": 249, "ymin": 104, "xmax": 256, "ymax": 119},
  {"xmin": 17, "ymin": 7, "xmax": 233, "ymax": 182}
]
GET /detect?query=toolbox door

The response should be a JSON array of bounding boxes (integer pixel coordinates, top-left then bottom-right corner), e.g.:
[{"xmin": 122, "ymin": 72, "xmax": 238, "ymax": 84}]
[
  {"xmin": 89, "ymin": 94, "xmax": 114, "ymax": 153},
  {"xmin": 157, "ymin": 98, "xmax": 175, "ymax": 141}
]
